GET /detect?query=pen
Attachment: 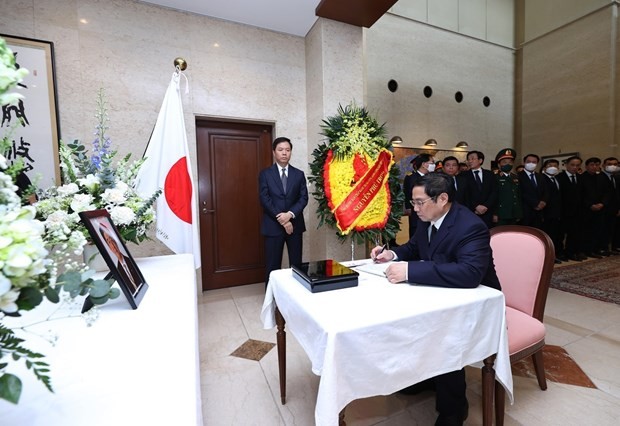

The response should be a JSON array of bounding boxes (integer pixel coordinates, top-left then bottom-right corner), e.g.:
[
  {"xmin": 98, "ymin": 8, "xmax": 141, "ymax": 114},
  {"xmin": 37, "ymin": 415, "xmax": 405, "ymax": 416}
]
[{"xmin": 374, "ymin": 244, "xmax": 387, "ymax": 263}]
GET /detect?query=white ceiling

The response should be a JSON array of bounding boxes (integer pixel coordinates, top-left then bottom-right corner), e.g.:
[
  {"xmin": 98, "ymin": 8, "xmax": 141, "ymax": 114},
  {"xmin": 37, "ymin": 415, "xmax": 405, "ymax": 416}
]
[{"xmin": 140, "ymin": 0, "xmax": 321, "ymax": 37}]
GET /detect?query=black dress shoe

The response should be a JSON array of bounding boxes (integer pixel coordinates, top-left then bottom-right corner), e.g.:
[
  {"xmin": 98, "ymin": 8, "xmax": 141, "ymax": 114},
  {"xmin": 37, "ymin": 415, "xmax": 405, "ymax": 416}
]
[
  {"xmin": 554, "ymin": 259, "xmax": 562, "ymax": 264},
  {"xmin": 558, "ymin": 255, "xmax": 569, "ymax": 262},
  {"xmin": 568, "ymin": 255, "xmax": 583, "ymax": 262},
  {"xmin": 577, "ymin": 253, "xmax": 588, "ymax": 261},
  {"xmin": 586, "ymin": 252, "xmax": 603, "ymax": 259},
  {"xmin": 599, "ymin": 250, "xmax": 611, "ymax": 257},
  {"xmin": 435, "ymin": 401, "xmax": 468, "ymax": 426}
]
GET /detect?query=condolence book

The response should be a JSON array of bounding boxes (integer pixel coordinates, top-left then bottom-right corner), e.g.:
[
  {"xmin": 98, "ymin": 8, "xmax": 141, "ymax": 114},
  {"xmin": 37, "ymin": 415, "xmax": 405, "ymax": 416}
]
[{"xmin": 292, "ymin": 260, "xmax": 359, "ymax": 293}]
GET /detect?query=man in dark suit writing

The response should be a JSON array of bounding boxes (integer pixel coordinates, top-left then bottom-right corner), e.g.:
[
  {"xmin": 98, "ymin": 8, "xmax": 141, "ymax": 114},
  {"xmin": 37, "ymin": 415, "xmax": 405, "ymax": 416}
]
[
  {"xmin": 259, "ymin": 137, "xmax": 308, "ymax": 288},
  {"xmin": 371, "ymin": 173, "xmax": 501, "ymax": 426}
]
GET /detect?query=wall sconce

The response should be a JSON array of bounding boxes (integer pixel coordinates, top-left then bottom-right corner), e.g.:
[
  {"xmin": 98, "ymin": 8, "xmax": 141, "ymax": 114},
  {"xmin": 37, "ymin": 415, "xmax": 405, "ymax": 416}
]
[
  {"xmin": 390, "ymin": 136, "xmax": 403, "ymax": 144},
  {"xmin": 455, "ymin": 141, "xmax": 469, "ymax": 148},
  {"xmin": 424, "ymin": 138, "xmax": 437, "ymax": 146}
]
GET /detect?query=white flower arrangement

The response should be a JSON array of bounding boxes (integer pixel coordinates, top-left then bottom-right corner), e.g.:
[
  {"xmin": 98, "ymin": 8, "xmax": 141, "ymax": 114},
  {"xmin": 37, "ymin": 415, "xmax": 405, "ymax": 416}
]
[
  {"xmin": 35, "ymin": 88, "xmax": 160, "ymax": 246},
  {"xmin": 0, "ymin": 37, "xmax": 120, "ymax": 405}
]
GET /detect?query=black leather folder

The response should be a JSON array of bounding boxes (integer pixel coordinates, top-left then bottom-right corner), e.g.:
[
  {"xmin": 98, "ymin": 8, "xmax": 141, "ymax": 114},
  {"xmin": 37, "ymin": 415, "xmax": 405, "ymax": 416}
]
[{"xmin": 292, "ymin": 260, "xmax": 359, "ymax": 293}]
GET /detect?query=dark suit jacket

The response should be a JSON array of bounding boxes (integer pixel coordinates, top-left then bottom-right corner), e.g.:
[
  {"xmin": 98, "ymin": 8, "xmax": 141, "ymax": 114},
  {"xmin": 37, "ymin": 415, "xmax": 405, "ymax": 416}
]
[
  {"xmin": 541, "ymin": 174, "xmax": 561, "ymax": 219},
  {"xmin": 259, "ymin": 164, "xmax": 308, "ymax": 237},
  {"xmin": 518, "ymin": 170, "xmax": 548, "ymax": 226},
  {"xmin": 402, "ymin": 171, "xmax": 425, "ymax": 235},
  {"xmin": 456, "ymin": 168, "xmax": 498, "ymax": 226},
  {"xmin": 393, "ymin": 202, "xmax": 501, "ymax": 290},
  {"xmin": 556, "ymin": 171, "xmax": 582, "ymax": 219}
]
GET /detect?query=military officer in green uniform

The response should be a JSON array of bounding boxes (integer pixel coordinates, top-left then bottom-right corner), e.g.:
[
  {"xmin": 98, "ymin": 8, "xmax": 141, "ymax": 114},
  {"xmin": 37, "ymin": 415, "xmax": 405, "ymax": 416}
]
[{"xmin": 493, "ymin": 148, "xmax": 523, "ymax": 226}]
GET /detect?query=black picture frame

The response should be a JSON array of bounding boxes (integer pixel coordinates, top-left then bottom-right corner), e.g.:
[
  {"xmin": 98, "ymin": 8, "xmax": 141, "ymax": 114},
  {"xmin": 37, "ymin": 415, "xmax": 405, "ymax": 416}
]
[
  {"xmin": 79, "ymin": 209, "xmax": 148, "ymax": 309},
  {"xmin": 1, "ymin": 34, "xmax": 61, "ymax": 186}
]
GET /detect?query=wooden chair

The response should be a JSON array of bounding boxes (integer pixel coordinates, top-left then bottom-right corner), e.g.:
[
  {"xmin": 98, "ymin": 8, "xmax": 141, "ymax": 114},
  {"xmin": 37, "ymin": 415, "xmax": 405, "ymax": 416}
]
[{"xmin": 489, "ymin": 225, "xmax": 555, "ymax": 425}]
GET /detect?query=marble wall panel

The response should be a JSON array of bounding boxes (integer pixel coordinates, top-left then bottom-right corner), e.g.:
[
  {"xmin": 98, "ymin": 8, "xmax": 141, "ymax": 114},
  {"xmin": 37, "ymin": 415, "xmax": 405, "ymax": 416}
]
[
  {"xmin": 521, "ymin": 7, "xmax": 616, "ymax": 160},
  {"xmin": 524, "ymin": 0, "xmax": 609, "ymax": 42},
  {"xmin": 366, "ymin": 14, "xmax": 514, "ymax": 158}
]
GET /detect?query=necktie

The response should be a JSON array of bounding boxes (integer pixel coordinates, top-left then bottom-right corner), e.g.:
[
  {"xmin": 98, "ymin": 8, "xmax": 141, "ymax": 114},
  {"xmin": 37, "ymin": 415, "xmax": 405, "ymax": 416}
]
[
  {"xmin": 281, "ymin": 168, "xmax": 287, "ymax": 192},
  {"xmin": 429, "ymin": 225, "xmax": 437, "ymax": 243},
  {"xmin": 570, "ymin": 174, "xmax": 576, "ymax": 185},
  {"xmin": 551, "ymin": 177, "xmax": 558, "ymax": 189},
  {"xmin": 453, "ymin": 176, "xmax": 457, "ymax": 191},
  {"xmin": 529, "ymin": 172, "xmax": 537, "ymax": 187},
  {"xmin": 612, "ymin": 176, "xmax": 616, "ymax": 189},
  {"xmin": 474, "ymin": 170, "xmax": 482, "ymax": 188}
]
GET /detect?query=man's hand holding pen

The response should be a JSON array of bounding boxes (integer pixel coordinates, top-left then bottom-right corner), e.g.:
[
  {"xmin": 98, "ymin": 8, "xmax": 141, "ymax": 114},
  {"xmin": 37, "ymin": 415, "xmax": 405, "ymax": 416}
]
[{"xmin": 371, "ymin": 244, "xmax": 394, "ymax": 263}]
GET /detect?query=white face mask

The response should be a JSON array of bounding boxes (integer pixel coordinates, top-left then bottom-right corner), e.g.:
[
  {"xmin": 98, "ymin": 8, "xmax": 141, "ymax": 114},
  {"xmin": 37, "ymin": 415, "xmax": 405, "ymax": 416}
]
[
  {"xmin": 545, "ymin": 167, "xmax": 558, "ymax": 176},
  {"xmin": 605, "ymin": 165, "xmax": 619, "ymax": 173},
  {"xmin": 524, "ymin": 162, "xmax": 538, "ymax": 172},
  {"xmin": 426, "ymin": 163, "xmax": 436, "ymax": 172}
]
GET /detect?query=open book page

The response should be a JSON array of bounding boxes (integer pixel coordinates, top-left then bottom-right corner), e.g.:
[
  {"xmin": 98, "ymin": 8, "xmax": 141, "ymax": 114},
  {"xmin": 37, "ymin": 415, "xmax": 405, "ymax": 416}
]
[{"xmin": 353, "ymin": 261, "xmax": 393, "ymax": 277}]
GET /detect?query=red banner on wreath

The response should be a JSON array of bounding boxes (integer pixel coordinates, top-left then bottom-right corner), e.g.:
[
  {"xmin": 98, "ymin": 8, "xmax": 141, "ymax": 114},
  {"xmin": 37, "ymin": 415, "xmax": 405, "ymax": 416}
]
[{"xmin": 324, "ymin": 149, "xmax": 393, "ymax": 234}]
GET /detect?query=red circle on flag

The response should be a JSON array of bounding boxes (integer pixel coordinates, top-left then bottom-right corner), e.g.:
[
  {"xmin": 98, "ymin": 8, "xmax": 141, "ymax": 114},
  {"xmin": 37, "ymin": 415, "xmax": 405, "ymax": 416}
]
[{"xmin": 164, "ymin": 157, "xmax": 193, "ymax": 224}]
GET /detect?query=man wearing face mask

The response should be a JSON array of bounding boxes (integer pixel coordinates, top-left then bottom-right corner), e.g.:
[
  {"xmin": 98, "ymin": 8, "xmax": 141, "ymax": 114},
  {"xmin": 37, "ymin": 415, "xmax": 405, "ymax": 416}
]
[
  {"xmin": 493, "ymin": 148, "xmax": 522, "ymax": 226},
  {"xmin": 517, "ymin": 154, "xmax": 548, "ymax": 229},
  {"xmin": 601, "ymin": 157, "xmax": 620, "ymax": 255},
  {"xmin": 403, "ymin": 154, "xmax": 435, "ymax": 238},
  {"xmin": 541, "ymin": 159, "xmax": 564, "ymax": 263}
]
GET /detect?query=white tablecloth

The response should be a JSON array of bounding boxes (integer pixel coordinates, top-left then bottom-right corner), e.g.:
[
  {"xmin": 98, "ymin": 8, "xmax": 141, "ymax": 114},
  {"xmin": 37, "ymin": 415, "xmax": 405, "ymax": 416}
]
[
  {"xmin": 261, "ymin": 265, "xmax": 513, "ymax": 426},
  {"xmin": 0, "ymin": 254, "xmax": 202, "ymax": 426}
]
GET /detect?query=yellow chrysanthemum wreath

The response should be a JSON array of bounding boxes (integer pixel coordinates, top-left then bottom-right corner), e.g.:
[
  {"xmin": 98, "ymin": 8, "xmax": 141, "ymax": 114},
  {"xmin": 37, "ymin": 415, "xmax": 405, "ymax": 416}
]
[{"xmin": 309, "ymin": 103, "xmax": 404, "ymax": 244}]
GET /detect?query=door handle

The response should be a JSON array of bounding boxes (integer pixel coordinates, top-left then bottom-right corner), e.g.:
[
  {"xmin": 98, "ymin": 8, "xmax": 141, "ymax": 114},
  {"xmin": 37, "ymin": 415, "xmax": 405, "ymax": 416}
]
[{"xmin": 202, "ymin": 209, "xmax": 215, "ymax": 214}]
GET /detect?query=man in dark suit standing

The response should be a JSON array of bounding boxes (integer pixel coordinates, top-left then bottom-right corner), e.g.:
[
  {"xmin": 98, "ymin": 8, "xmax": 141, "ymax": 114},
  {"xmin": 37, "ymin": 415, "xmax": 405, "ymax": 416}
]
[
  {"xmin": 556, "ymin": 155, "xmax": 586, "ymax": 261},
  {"xmin": 518, "ymin": 153, "xmax": 548, "ymax": 229},
  {"xmin": 402, "ymin": 153, "xmax": 435, "ymax": 238},
  {"xmin": 456, "ymin": 150, "xmax": 498, "ymax": 228},
  {"xmin": 259, "ymin": 137, "xmax": 308, "ymax": 287},
  {"xmin": 540, "ymin": 159, "xmax": 563, "ymax": 263},
  {"xmin": 372, "ymin": 173, "xmax": 500, "ymax": 426}
]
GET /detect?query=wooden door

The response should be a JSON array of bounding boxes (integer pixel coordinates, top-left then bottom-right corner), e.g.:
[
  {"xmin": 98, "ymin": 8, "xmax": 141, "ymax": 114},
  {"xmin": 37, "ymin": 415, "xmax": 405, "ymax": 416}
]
[{"xmin": 196, "ymin": 120, "xmax": 273, "ymax": 290}]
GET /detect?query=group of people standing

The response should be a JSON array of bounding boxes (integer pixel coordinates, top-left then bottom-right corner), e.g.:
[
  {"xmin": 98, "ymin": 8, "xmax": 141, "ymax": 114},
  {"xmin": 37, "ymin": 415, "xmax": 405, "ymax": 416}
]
[{"xmin": 403, "ymin": 149, "xmax": 620, "ymax": 262}]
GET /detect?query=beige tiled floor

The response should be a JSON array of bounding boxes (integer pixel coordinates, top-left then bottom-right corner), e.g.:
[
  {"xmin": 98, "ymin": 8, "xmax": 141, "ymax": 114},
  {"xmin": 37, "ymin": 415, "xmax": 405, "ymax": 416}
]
[{"xmin": 199, "ymin": 261, "xmax": 620, "ymax": 425}]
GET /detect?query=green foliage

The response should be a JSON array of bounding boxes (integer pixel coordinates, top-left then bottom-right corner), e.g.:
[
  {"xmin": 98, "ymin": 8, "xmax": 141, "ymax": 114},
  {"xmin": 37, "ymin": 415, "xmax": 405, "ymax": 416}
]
[
  {"xmin": 308, "ymin": 103, "xmax": 405, "ymax": 245},
  {"xmin": 0, "ymin": 324, "xmax": 53, "ymax": 404}
]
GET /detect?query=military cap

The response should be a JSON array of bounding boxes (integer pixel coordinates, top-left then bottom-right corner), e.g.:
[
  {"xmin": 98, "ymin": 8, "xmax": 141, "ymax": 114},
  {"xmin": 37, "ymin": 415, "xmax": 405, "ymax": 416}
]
[{"xmin": 495, "ymin": 148, "xmax": 516, "ymax": 162}]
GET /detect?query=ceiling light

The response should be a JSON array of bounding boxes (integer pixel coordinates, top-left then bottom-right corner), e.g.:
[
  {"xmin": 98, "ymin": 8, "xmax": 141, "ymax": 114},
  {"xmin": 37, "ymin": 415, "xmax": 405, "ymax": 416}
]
[
  {"xmin": 424, "ymin": 139, "xmax": 437, "ymax": 146},
  {"xmin": 390, "ymin": 136, "xmax": 403, "ymax": 144},
  {"xmin": 456, "ymin": 141, "xmax": 468, "ymax": 148}
]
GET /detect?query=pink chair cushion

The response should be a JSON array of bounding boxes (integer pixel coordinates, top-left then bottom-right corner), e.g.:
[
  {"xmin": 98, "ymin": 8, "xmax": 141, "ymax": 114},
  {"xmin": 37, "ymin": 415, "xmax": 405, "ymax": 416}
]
[
  {"xmin": 505, "ymin": 306, "xmax": 546, "ymax": 355},
  {"xmin": 490, "ymin": 232, "xmax": 546, "ymax": 316}
]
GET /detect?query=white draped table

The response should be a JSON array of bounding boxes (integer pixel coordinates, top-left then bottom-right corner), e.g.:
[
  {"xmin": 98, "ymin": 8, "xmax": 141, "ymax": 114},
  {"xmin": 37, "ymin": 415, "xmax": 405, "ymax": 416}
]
[
  {"xmin": 261, "ymin": 265, "xmax": 513, "ymax": 426},
  {"xmin": 0, "ymin": 254, "xmax": 202, "ymax": 426}
]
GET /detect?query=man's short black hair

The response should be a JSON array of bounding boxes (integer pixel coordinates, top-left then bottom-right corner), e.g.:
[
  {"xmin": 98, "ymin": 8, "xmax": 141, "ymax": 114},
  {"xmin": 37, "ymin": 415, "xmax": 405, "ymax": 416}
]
[
  {"xmin": 467, "ymin": 150, "xmax": 485, "ymax": 163},
  {"xmin": 542, "ymin": 158, "xmax": 559, "ymax": 168},
  {"xmin": 603, "ymin": 156, "xmax": 619, "ymax": 164},
  {"xmin": 443, "ymin": 156, "xmax": 458, "ymax": 165},
  {"xmin": 413, "ymin": 172, "xmax": 455, "ymax": 202},
  {"xmin": 272, "ymin": 137, "xmax": 292, "ymax": 150},
  {"xmin": 585, "ymin": 157, "xmax": 601, "ymax": 165},
  {"xmin": 523, "ymin": 153, "xmax": 540, "ymax": 162},
  {"xmin": 412, "ymin": 153, "xmax": 433, "ymax": 170},
  {"xmin": 564, "ymin": 155, "xmax": 582, "ymax": 164}
]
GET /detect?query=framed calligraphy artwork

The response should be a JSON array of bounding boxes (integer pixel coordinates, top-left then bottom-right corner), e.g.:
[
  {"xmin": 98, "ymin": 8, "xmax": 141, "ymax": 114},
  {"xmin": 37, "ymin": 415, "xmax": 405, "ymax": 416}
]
[{"xmin": 1, "ymin": 34, "xmax": 61, "ymax": 186}]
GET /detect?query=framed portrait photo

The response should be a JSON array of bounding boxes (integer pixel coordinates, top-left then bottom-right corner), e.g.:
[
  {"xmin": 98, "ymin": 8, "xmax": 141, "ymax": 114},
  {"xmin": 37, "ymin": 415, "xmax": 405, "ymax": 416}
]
[
  {"xmin": 1, "ymin": 34, "xmax": 61, "ymax": 187},
  {"xmin": 79, "ymin": 209, "xmax": 148, "ymax": 309}
]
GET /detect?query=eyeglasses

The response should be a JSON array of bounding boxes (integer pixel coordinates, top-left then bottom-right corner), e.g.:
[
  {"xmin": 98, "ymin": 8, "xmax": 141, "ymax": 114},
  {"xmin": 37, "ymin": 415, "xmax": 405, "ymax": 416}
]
[{"xmin": 410, "ymin": 197, "xmax": 436, "ymax": 207}]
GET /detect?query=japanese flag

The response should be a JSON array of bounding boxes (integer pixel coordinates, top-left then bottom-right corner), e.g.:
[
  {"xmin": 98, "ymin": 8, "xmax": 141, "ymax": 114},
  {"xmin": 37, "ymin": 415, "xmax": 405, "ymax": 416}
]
[{"xmin": 135, "ymin": 72, "xmax": 200, "ymax": 268}]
